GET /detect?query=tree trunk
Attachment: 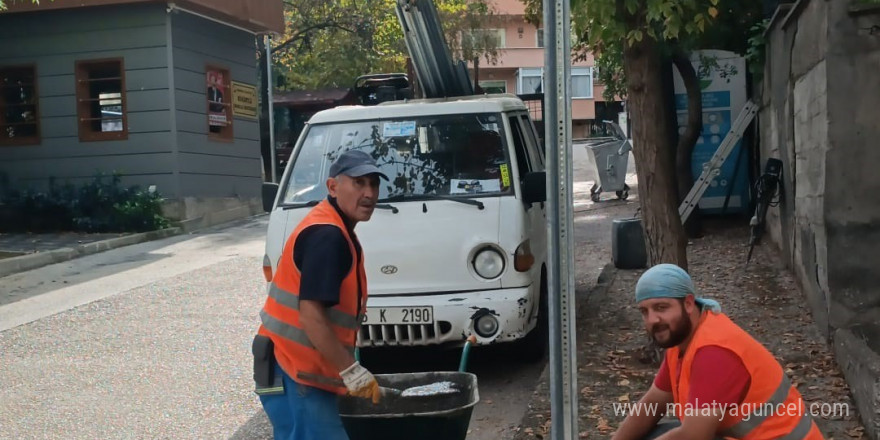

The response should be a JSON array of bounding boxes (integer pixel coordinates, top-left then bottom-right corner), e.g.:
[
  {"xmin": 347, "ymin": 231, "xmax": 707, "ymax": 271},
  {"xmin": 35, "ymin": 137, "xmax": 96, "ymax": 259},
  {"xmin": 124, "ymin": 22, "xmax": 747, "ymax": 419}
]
[
  {"xmin": 671, "ymin": 49, "xmax": 703, "ymax": 237},
  {"xmin": 257, "ymin": 36, "xmax": 273, "ymax": 182},
  {"xmin": 623, "ymin": 37, "xmax": 688, "ymax": 270}
]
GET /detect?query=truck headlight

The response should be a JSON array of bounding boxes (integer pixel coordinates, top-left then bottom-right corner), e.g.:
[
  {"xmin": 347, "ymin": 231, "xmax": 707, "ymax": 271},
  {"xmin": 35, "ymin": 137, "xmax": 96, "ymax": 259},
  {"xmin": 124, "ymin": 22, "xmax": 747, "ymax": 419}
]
[{"xmin": 473, "ymin": 247, "xmax": 505, "ymax": 279}]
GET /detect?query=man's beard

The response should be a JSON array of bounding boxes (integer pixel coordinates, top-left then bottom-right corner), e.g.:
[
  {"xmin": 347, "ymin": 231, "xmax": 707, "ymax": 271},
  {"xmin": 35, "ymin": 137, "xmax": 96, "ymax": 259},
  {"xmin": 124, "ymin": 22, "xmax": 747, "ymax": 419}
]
[{"xmin": 650, "ymin": 304, "xmax": 692, "ymax": 348}]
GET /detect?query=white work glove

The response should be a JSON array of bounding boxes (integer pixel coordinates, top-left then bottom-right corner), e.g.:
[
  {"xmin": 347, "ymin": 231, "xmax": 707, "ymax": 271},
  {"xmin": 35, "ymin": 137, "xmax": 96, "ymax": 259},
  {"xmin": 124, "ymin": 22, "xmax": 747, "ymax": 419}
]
[{"xmin": 340, "ymin": 361, "xmax": 381, "ymax": 404}]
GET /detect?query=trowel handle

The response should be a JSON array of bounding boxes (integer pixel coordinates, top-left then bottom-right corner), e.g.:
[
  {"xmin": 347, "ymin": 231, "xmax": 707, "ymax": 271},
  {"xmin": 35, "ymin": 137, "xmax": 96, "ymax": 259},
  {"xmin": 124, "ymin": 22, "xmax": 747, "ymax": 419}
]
[{"xmin": 458, "ymin": 335, "xmax": 477, "ymax": 372}]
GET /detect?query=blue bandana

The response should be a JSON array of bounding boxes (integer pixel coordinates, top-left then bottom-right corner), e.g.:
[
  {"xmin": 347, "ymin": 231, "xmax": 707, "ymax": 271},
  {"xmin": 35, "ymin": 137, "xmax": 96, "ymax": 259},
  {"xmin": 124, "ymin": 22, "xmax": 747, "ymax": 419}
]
[{"xmin": 634, "ymin": 263, "xmax": 721, "ymax": 313}]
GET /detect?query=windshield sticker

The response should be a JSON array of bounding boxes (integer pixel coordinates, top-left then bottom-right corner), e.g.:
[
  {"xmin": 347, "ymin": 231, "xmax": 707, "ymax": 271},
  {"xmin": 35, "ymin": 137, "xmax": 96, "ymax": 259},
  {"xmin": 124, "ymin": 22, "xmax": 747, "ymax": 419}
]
[
  {"xmin": 499, "ymin": 164, "xmax": 511, "ymax": 188},
  {"xmin": 450, "ymin": 179, "xmax": 501, "ymax": 194},
  {"xmin": 383, "ymin": 121, "xmax": 416, "ymax": 137}
]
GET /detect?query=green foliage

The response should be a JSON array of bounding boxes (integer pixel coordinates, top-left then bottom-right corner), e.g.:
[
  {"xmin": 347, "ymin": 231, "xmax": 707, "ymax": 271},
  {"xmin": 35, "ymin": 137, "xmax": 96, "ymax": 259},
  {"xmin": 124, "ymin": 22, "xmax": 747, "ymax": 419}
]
[
  {"xmin": 274, "ymin": 0, "xmax": 503, "ymax": 90},
  {"xmin": 745, "ymin": 19, "xmax": 769, "ymax": 81},
  {"xmin": 594, "ymin": 42, "xmax": 626, "ymax": 101},
  {"xmin": 522, "ymin": 0, "xmax": 764, "ymax": 102},
  {"xmin": 0, "ymin": 172, "xmax": 170, "ymax": 233},
  {"xmin": 0, "ymin": 0, "xmax": 42, "ymax": 10}
]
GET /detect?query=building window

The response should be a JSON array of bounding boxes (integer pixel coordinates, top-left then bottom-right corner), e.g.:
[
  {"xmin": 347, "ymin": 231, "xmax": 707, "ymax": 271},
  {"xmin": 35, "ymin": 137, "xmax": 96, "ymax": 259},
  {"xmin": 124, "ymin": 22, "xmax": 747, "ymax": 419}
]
[
  {"xmin": 206, "ymin": 66, "xmax": 233, "ymax": 140},
  {"xmin": 537, "ymin": 29, "xmax": 578, "ymax": 49},
  {"xmin": 76, "ymin": 59, "xmax": 127, "ymax": 141},
  {"xmin": 572, "ymin": 67, "xmax": 593, "ymax": 99},
  {"xmin": 518, "ymin": 68, "xmax": 543, "ymax": 94},
  {"xmin": 462, "ymin": 29, "xmax": 506, "ymax": 49},
  {"xmin": 0, "ymin": 65, "xmax": 40, "ymax": 145},
  {"xmin": 479, "ymin": 80, "xmax": 507, "ymax": 94}
]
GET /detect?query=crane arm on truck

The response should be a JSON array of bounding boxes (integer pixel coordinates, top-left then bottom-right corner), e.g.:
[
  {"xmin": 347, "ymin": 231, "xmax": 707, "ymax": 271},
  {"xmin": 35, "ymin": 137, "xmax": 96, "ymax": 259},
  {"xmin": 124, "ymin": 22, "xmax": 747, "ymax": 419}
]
[{"xmin": 395, "ymin": 0, "xmax": 474, "ymax": 99}]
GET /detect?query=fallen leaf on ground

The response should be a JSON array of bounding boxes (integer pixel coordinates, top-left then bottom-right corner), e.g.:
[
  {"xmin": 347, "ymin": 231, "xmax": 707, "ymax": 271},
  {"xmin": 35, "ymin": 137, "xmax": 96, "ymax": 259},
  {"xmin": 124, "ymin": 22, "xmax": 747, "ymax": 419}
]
[{"xmin": 596, "ymin": 418, "xmax": 613, "ymax": 433}]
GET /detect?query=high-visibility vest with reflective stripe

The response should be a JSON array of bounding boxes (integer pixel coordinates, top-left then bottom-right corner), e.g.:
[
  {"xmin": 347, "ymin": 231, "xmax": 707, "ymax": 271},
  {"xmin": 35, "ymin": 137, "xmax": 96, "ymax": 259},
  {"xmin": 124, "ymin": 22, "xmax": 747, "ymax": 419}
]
[
  {"xmin": 258, "ymin": 199, "xmax": 367, "ymax": 394},
  {"xmin": 667, "ymin": 311, "xmax": 823, "ymax": 440}
]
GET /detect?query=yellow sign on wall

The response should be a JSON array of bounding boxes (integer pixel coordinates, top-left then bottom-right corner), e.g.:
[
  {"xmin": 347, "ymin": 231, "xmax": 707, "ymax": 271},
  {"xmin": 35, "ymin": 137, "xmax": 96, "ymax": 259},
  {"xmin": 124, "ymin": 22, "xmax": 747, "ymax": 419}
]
[{"xmin": 231, "ymin": 81, "xmax": 258, "ymax": 119}]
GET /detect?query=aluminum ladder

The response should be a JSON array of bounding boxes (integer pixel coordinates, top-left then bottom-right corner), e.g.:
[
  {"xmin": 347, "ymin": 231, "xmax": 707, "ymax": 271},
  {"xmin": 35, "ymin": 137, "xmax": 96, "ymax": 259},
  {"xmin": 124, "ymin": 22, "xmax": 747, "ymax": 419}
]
[{"xmin": 678, "ymin": 99, "xmax": 759, "ymax": 224}]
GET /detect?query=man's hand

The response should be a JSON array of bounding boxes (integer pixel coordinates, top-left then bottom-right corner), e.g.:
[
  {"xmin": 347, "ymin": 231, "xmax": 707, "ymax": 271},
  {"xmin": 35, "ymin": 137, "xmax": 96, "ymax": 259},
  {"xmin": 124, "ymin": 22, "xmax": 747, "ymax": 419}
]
[{"xmin": 340, "ymin": 361, "xmax": 381, "ymax": 404}]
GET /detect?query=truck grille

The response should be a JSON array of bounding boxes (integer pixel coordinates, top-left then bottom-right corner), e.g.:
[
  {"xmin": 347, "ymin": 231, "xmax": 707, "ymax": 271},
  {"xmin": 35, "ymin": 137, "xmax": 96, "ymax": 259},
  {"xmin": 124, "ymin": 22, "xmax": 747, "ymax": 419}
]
[{"xmin": 357, "ymin": 321, "xmax": 453, "ymax": 346}]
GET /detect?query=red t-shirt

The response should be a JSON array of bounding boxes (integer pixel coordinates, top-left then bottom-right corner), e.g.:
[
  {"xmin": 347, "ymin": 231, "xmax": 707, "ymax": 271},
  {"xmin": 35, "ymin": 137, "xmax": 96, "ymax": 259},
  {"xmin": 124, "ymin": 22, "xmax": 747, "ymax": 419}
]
[{"xmin": 654, "ymin": 345, "xmax": 751, "ymax": 409}]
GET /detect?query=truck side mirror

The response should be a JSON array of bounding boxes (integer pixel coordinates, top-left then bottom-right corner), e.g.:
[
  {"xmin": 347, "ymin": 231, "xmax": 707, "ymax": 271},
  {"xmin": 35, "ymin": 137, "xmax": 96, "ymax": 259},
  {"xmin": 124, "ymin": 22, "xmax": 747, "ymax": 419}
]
[
  {"xmin": 262, "ymin": 182, "xmax": 279, "ymax": 213},
  {"xmin": 522, "ymin": 171, "xmax": 546, "ymax": 204}
]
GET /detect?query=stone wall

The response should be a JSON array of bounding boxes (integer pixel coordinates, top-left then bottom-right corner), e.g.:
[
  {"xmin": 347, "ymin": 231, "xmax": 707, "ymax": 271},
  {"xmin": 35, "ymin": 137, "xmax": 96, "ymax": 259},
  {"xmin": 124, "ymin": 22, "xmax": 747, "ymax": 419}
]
[{"xmin": 759, "ymin": 1, "xmax": 880, "ymax": 437}]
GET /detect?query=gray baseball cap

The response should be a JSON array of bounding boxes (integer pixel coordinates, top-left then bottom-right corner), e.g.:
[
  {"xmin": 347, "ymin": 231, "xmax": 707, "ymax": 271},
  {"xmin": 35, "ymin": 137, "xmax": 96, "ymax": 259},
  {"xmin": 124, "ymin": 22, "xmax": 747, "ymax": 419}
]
[{"xmin": 329, "ymin": 150, "xmax": 389, "ymax": 180}]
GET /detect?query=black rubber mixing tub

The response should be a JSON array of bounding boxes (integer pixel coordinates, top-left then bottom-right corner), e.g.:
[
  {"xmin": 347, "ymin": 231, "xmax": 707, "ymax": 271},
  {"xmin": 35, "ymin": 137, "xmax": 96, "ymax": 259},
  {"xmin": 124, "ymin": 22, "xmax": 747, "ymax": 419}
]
[{"xmin": 338, "ymin": 371, "xmax": 479, "ymax": 440}]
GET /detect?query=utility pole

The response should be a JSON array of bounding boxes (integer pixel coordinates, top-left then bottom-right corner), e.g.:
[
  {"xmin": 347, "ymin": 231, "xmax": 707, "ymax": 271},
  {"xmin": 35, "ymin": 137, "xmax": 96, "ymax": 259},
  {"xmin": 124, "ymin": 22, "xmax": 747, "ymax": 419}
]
[
  {"xmin": 544, "ymin": 0, "xmax": 578, "ymax": 437},
  {"xmin": 265, "ymin": 34, "xmax": 277, "ymax": 183}
]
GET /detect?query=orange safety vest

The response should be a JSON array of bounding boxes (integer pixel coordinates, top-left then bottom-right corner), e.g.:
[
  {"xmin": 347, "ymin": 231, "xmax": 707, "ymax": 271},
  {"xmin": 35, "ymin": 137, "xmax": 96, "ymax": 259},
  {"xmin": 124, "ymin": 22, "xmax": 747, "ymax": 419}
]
[
  {"xmin": 257, "ymin": 199, "xmax": 367, "ymax": 394},
  {"xmin": 667, "ymin": 311, "xmax": 823, "ymax": 440}
]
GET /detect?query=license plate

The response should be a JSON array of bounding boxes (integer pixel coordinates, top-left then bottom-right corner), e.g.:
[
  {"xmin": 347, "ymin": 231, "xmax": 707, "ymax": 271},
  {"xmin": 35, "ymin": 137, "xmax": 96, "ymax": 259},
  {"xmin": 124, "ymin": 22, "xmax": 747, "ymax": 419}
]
[{"xmin": 363, "ymin": 306, "xmax": 434, "ymax": 325}]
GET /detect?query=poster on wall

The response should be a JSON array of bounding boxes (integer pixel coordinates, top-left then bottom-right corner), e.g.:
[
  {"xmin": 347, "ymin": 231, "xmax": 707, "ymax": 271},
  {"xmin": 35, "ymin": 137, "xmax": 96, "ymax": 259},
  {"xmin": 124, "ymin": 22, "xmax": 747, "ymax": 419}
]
[
  {"xmin": 673, "ymin": 49, "xmax": 749, "ymax": 215},
  {"xmin": 206, "ymin": 69, "xmax": 228, "ymax": 127}
]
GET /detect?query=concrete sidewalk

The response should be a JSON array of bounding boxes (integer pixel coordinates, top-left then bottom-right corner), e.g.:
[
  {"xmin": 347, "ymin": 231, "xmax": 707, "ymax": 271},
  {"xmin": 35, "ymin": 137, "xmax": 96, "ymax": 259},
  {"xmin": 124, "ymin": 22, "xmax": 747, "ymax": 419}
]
[{"xmin": 0, "ymin": 228, "xmax": 183, "ymax": 279}]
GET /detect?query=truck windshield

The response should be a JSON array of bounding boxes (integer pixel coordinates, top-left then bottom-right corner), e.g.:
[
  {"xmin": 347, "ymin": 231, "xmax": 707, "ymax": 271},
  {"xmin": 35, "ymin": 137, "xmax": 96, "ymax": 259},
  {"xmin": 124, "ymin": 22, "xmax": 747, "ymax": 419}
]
[{"xmin": 279, "ymin": 112, "xmax": 513, "ymax": 204}]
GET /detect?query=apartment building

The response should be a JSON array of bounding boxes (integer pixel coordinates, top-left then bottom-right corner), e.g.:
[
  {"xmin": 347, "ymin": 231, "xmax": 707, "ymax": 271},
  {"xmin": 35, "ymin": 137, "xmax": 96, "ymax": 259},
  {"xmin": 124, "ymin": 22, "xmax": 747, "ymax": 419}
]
[{"xmin": 468, "ymin": 0, "xmax": 623, "ymax": 139}]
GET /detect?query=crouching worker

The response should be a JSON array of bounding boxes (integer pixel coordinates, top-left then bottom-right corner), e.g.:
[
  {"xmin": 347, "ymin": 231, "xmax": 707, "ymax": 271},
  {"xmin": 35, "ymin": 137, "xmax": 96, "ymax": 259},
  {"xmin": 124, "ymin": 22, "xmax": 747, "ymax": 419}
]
[
  {"xmin": 252, "ymin": 150, "xmax": 389, "ymax": 440},
  {"xmin": 612, "ymin": 264, "xmax": 824, "ymax": 440}
]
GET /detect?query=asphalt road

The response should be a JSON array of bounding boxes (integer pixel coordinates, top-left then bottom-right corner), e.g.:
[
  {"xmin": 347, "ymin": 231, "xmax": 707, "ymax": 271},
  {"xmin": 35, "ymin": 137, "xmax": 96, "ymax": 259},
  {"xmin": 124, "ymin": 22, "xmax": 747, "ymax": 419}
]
[{"xmin": 0, "ymin": 216, "xmax": 546, "ymax": 440}]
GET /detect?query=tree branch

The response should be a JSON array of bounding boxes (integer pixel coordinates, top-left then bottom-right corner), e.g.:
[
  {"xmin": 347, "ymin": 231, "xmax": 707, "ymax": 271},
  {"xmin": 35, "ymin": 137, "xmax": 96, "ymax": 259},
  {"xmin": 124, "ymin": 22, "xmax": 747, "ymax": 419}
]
[
  {"xmin": 671, "ymin": 46, "xmax": 703, "ymax": 235},
  {"xmin": 272, "ymin": 22, "xmax": 357, "ymax": 54}
]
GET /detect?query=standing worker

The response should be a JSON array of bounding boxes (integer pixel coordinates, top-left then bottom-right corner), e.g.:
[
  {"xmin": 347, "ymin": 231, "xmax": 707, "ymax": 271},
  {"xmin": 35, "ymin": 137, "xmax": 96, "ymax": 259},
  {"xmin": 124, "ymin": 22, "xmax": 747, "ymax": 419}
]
[
  {"xmin": 613, "ymin": 264, "xmax": 824, "ymax": 440},
  {"xmin": 252, "ymin": 150, "xmax": 389, "ymax": 440}
]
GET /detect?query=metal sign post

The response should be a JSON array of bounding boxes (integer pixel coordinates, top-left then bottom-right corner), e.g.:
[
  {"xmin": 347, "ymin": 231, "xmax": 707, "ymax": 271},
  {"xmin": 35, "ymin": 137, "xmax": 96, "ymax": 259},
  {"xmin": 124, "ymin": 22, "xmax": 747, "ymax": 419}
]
[
  {"xmin": 544, "ymin": 0, "xmax": 578, "ymax": 437},
  {"xmin": 265, "ymin": 34, "xmax": 278, "ymax": 183}
]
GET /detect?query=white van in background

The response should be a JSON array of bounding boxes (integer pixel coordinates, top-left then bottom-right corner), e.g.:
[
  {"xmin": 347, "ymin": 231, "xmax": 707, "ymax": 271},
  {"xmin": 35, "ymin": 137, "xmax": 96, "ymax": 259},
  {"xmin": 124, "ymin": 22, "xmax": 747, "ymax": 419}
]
[{"xmin": 261, "ymin": 94, "xmax": 549, "ymax": 360}]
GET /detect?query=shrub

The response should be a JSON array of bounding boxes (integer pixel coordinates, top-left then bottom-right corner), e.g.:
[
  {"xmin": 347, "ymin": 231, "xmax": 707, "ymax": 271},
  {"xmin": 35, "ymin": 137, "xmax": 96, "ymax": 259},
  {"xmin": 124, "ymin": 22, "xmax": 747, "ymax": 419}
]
[{"xmin": 0, "ymin": 172, "xmax": 170, "ymax": 233}]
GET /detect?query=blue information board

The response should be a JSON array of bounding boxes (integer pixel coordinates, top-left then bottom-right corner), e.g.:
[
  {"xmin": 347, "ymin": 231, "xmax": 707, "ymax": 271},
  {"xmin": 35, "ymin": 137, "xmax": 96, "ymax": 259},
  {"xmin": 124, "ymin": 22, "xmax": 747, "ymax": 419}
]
[{"xmin": 673, "ymin": 51, "xmax": 750, "ymax": 215}]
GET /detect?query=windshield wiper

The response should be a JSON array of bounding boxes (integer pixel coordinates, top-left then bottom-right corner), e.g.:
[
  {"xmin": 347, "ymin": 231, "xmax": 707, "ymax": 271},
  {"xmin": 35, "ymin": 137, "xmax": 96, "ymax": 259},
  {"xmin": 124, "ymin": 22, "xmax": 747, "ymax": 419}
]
[
  {"xmin": 375, "ymin": 203, "xmax": 399, "ymax": 214},
  {"xmin": 280, "ymin": 200, "xmax": 320, "ymax": 210},
  {"xmin": 281, "ymin": 199, "xmax": 399, "ymax": 214},
  {"xmin": 379, "ymin": 194, "xmax": 484, "ymax": 210}
]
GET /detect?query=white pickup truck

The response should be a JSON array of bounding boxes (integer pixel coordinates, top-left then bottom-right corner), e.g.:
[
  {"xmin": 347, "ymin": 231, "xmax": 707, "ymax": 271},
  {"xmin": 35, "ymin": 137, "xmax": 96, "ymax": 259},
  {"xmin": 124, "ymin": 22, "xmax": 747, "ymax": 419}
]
[{"xmin": 261, "ymin": 93, "xmax": 549, "ymax": 360}]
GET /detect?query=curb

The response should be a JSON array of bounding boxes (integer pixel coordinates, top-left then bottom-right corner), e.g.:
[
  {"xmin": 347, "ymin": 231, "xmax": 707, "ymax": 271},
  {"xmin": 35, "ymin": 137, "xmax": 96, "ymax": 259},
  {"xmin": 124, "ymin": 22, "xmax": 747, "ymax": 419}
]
[
  {"xmin": 514, "ymin": 262, "xmax": 618, "ymax": 439},
  {"xmin": 0, "ymin": 227, "xmax": 182, "ymax": 279}
]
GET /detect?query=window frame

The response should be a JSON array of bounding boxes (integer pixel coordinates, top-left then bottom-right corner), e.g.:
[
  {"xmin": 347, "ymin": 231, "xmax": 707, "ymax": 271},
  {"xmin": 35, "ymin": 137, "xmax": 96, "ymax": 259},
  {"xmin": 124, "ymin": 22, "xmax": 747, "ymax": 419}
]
[
  {"xmin": 517, "ymin": 68, "xmax": 544, "ymax": 94},
  {"xmin": 478, "ymin": 80, "xmax": 507, "ymax": 94},
  {"xmin": 0, "ymin": 64, "xmax": 41, "ymax": 146},
  {"xmin": 206, "ymin": 64, "xmax": 234, "ymax": 142},
  {"xmin": 75, "ymin": 58, "xmax": 128, "ymax": 142},
  {"xmin": 519, "ymin": 114, "xmax": 544, "ymax": 169},
  {"xmin": 572, "ymin": 67, "xmax": 594, "ymax": 99},
  {"xmin": 536, "ymin": 28, "xmax": 544, "ymax": 48},
  {"xmin": 462, "ymin": 28, "xmax": 506, "ymax": 49},
  {"xmin": 507, "ymin": 114, "xmax": 532, "ymax": 182}
]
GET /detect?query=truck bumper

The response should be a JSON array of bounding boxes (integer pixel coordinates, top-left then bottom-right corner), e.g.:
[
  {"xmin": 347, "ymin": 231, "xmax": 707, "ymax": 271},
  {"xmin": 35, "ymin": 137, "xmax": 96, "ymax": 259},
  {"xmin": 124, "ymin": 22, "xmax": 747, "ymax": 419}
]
[{"xmin": 356, "ymin": 285, "xmax": 538, "ymax": 347}]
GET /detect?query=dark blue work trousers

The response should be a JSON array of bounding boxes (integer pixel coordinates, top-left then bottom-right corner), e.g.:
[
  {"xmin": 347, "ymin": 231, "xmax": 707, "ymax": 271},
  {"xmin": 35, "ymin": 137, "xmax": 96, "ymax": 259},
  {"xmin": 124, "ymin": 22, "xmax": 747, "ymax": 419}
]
[{"xmin": 259, "ymin": 361, "xmax": 350, "ymax": 440}]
